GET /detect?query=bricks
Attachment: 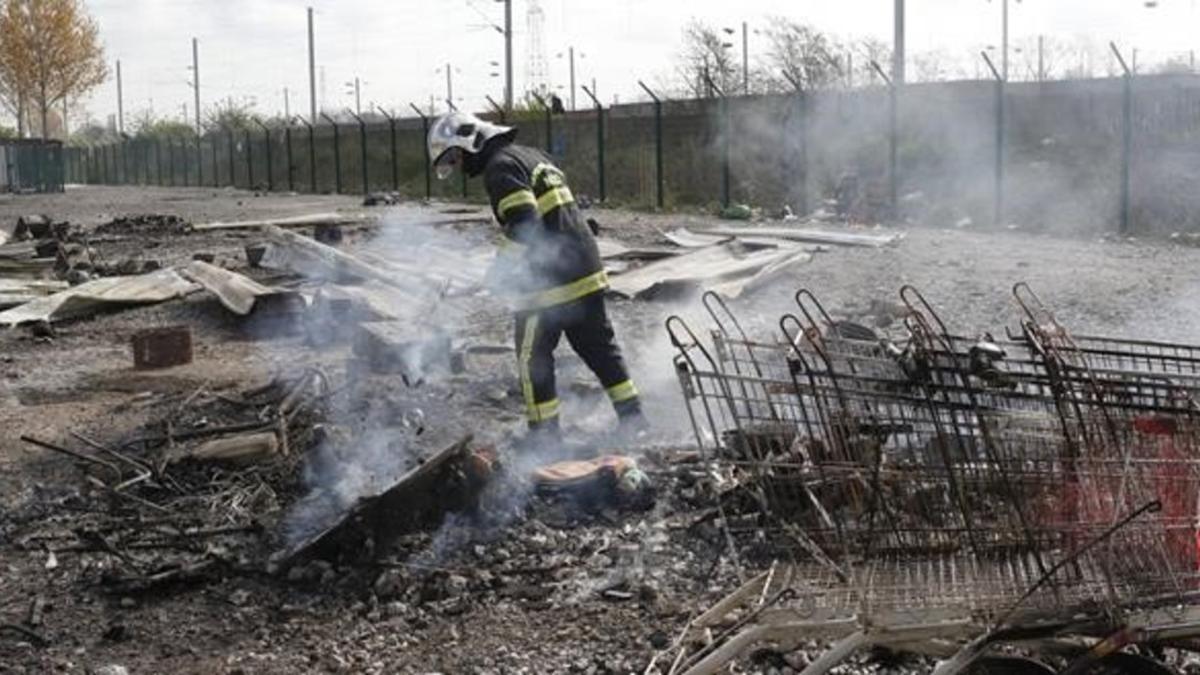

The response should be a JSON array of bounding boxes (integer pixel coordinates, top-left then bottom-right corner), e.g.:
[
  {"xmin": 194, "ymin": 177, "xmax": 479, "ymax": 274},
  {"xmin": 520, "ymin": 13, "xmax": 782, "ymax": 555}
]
[
  {"xmin": 313, "ymin": 223, "xmax": 343, "ymax": 245},
  {"xmin": 131, "ymin": 326, "xmax": 193, "ymax": 370}
]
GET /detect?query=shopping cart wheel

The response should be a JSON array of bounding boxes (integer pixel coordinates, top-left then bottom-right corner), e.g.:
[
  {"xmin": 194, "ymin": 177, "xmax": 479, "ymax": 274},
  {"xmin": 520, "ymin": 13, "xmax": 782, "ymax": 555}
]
[
  {"xmin": 966, "ymin": 656, "xmax": 1055, "ymax": 674},
  {"xmin": 1074, "ymin": 653, "xmax": 1178, "ymax": 675}
]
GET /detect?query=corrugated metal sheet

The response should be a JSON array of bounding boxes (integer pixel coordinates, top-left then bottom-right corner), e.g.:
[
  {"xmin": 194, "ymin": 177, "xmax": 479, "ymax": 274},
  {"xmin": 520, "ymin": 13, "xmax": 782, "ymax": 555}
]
[
  {"xmin": 0, "ymin": 268, "xmax": 199, "ymax": 326},
  {"xmin": 0, "ymin": 278, "xmax": 69, "ymax": 310},
  {"xmin": 607, "ymin": 241, "xmax": 812, "ymax": 300},
  {"xmin": 181, "ymin": 260, "xmax": 303, "ymax": 316},
  {"xmin": 193, "ymin": 212, "xmax": 367, "ymax": 231},
  {"xmin": 694, "ymin": 225, "xmax": 904, "ymax": 248}
]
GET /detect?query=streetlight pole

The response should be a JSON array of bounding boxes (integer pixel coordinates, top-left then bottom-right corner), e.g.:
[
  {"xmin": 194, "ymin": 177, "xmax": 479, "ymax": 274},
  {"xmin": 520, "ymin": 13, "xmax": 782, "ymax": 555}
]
[
  {"xmin": 894, "ymin": 0, "xmax": 905, "ymax": 84},
  {"xmin": 503, "ymin": 0, "xmax": 513, "ymax": 109},
  {"xmin": 990, "ymin": 0, "xmax": 1021, "ymax": 81},
  {"xmin": 192, "ymin": 39, "xmax": 201, "ymax": 134},
  {"xmin": 345, "ymin": 77, "xmax": 361, "ymax": 115},
  {"xmin": 116, "ymin": 59, "xmax": 124, "ymax": 134},
  {"xmin": 1002, "ymin": 0, "xmax": 1009, "ymax": 80},
  {"xmin": 307, "ymin": 6, "xmax": 317, "ymax": 122},
  {"xmin": 445, "ymin": 63, "xmax": 454, "ymax": 109},
  {"xmin": 569, "ymin": 46, "xmax": 576, "ymax": 110},
  {"xmin": 742, "ymin": 21, "xmax": 749, "ymax": 95}
]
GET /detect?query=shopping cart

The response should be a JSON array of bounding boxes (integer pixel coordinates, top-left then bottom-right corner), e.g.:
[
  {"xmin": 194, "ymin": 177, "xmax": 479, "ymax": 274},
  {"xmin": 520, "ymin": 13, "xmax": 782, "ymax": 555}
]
[{"xmin": 666, "ymin": 285, "xmax": 1200, "ymax": 675}]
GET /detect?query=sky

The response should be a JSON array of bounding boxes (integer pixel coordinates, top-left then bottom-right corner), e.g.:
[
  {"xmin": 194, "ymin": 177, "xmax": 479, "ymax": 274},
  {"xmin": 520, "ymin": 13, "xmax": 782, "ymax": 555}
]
[{"xmin": 77, "ymin": 0, "xmax": 1200, "ymax": 129}]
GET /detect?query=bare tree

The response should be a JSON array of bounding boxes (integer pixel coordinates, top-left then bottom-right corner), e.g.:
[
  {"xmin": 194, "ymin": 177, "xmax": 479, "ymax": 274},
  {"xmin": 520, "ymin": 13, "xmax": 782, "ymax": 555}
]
[
  {"xmin": 760, "ymin": 17, "xmax": 841, "ymax": 92},
  {"xmin": 1153, "ymin": 54, "xmax": 1193, "ymax": 75},
  {"xmin": 674, "ymin": 20, "xmax": 740, "ymax": 98},
  {"xmin": 856, "ymin": 37, "xmax": 894, "ymax": 85},
  {"xmin": 129, "ymin": 109, "xmax": 196, "ymax": 140},
  {"xmin": 910, "ymin": 49, "xmax": 956, "ymax": 83},
  {"xmin": 204, "ymin": 97, "xmax": 257, "ymax": 134}
]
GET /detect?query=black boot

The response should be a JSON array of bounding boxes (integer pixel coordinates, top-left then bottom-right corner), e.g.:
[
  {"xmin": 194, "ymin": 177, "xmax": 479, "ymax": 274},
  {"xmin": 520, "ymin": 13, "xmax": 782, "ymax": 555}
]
[
  {"xmin": 517, "ymin": 418, "xmax": 563, "ymax": 456},
  {"xmin": 614, "ymin": 407, "xmax": 651, "ymax": 446}
]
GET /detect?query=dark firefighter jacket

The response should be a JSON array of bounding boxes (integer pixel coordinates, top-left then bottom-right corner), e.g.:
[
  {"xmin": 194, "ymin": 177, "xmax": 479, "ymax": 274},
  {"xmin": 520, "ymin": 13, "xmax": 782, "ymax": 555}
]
[{"xmin": 480, "ymin": 143, "xmax": 606, "ymax": 310}]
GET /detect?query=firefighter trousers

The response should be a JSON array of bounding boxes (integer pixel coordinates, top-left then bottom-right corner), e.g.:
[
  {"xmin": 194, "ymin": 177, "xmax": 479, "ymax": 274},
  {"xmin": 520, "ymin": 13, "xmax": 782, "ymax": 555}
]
[{"xmin": 514, "ymin": 292, "xmax": 641, "ymax": 429}]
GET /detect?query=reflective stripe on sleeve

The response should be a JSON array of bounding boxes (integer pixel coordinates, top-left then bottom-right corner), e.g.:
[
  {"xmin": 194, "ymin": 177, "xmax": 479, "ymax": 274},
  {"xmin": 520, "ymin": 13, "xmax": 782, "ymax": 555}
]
[
  {"xmin": 498, "ymin": 189, "xmax": 538, "ymax": 216},
  {"xmin": 537, "ymin": 186, "xmax": 575, "ymax": 215}
]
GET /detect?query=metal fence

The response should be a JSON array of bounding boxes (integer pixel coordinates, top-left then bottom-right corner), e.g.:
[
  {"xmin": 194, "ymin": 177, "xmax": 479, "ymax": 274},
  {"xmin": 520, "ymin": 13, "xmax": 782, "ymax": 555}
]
[
  {"xmin": 64, "ymin": 71, "xmax": 1200, "ymax": 235},
  {"xmin": 2, "ymin": 139, "xmax": 65, "ymax": 193}
]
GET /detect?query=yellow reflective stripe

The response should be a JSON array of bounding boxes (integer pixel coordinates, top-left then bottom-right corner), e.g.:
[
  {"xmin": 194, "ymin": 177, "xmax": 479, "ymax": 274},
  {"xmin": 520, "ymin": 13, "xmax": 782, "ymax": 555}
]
[
  {"xmin": 606, "ymin": 380, "xmax": 639, "ymax": 404},
  {"xmin": 519, "ymin": 314, "xmax": 540, "ymax": 418},
  {"xmin": 523, "ymin": 270, "xmax": 609, "ymax": 309},
  {"xmin": 498, "ymin": 189, "xmax": 537, "ymax": 215},
  {"xmin": 531, "ymin": 163, "xmax": 554, "ymax": 186},
  {"xmin": 530, "ymin": 398, "xmax": 560, "ymax": 422},
  {"xmin": 537, "ymin": 186, "xmax": 575, "ymax": 215}
]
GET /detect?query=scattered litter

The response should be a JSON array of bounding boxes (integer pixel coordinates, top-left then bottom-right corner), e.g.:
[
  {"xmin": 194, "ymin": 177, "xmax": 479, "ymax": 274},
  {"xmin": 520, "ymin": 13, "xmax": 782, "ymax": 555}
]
[
  {"xmin": 363, "ymin": 192, "xmax": 400, "ymax": 207},
  {"xmin": 718, "ymin": 203, "xmax": 753, "ymax": 221},
  {"xmin": 533, "ymin": 455, "xmax": 655, "ymax": 511}
]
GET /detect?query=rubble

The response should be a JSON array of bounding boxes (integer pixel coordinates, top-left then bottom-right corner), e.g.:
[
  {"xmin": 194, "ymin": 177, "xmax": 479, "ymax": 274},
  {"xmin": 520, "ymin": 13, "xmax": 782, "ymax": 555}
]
[
  {"xmin": 14, "ymin": 214, "xmax": 53, "ymax": 239},
  {"xmin": 94, "ymin": 214, "xmax": 191, "ymax": 236},
  {"xmin": 270, "ymin": 434, "xmax": 490, "ymax": 572}
]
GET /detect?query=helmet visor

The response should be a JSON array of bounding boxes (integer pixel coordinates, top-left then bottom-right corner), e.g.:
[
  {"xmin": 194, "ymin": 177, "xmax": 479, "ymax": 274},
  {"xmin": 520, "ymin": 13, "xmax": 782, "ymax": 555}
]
[{"xmin": 434, "ymin": 147, "xmax": 463, "ymax": 180}]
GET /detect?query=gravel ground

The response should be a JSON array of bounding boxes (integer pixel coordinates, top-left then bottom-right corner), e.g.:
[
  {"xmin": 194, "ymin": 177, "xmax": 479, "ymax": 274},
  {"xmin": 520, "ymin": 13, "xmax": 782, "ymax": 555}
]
[{"xmin": 3, "ymin": 186, "xmax": 1200, "ymax": 675}]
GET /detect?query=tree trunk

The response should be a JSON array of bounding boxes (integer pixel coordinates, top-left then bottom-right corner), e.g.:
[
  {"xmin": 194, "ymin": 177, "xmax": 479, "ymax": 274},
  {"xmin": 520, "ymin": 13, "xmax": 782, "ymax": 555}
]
[
  {"xmin": 39, "ymin": 81, "xmax": 47, "ymax": 139},
  {"xmin": 16, "ymin": 94, "xmax": 24, "ymax": 138}
]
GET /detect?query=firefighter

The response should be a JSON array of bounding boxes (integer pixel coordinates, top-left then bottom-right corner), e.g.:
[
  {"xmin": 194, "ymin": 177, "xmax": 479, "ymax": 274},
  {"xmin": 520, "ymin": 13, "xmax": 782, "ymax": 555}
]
[{"xmin": 428, "ymin": 111, "xmax": 647, "ymax": 442}]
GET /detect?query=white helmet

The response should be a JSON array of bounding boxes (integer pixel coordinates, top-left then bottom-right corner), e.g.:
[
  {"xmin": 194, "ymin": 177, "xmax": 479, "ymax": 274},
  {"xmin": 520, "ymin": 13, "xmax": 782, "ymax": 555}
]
[{"xmin": 428, "ymin": 111, "xmax": 515, "ymax": 180}]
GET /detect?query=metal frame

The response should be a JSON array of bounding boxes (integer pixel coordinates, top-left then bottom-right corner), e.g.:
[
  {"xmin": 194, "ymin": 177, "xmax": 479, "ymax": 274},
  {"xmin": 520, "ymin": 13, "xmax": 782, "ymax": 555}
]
[{"xmin": 667, "ymin": 284, "xmax": 1200, "ymax": 675}]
